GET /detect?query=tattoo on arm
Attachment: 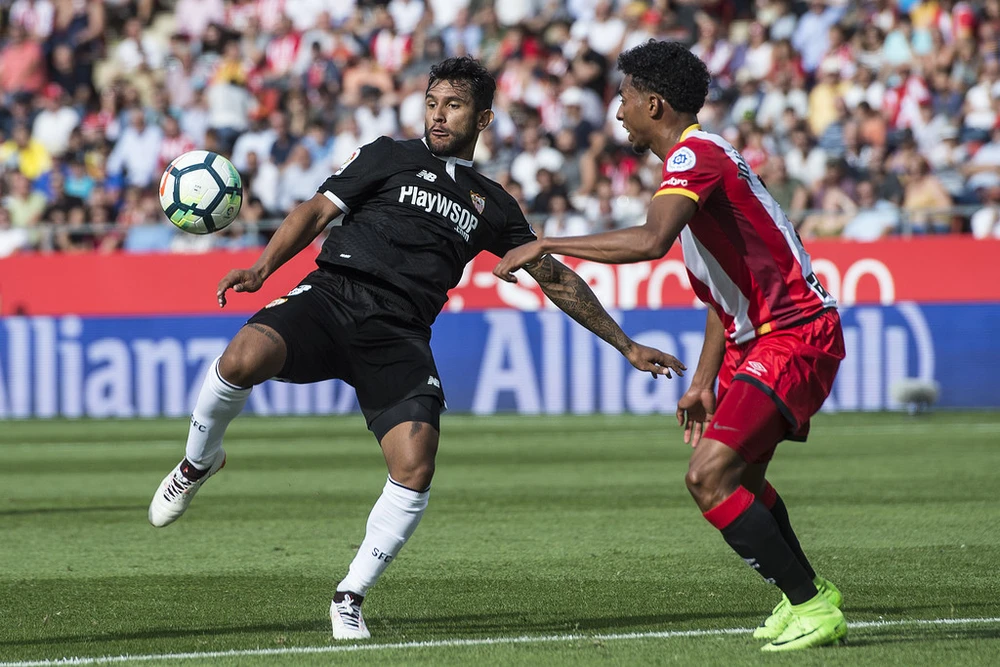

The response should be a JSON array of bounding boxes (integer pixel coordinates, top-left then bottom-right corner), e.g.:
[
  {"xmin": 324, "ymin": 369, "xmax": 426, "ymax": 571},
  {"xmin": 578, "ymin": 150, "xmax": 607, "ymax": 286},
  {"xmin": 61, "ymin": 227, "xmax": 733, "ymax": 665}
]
[
  {"xmin": 526, "ymin": 256, "xmax": 632, "ymax": 353},
  {"xmin": 248, "ymin": 323, "xmax": 284, "ymax": 347}
]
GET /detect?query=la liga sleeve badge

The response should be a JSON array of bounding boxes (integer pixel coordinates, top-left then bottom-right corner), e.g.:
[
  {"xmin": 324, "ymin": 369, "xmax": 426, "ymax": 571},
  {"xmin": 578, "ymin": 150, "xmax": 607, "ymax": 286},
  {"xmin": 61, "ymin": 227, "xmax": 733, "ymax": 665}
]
[{"xmin": 666, "ymin": 146, "xmax": 697, "ymax": 172}]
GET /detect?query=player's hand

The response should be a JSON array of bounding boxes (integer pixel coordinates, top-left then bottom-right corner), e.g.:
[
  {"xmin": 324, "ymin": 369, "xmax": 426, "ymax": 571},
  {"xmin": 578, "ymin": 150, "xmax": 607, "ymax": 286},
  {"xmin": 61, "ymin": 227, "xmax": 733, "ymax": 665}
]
[
  {"xmin": 676, "ymin": 387, "xmax": 716, "ymax": 448},
  {"xmin": 217, "ymin": 268, "xmax": 265, "ymax": 308},
  {"xmin": 624, "ymin": 342, "xmax": 686, "ymax": 379},
  {"xmin": 493, "ymin": 241, "xmax": 547, "ymax": 283}
]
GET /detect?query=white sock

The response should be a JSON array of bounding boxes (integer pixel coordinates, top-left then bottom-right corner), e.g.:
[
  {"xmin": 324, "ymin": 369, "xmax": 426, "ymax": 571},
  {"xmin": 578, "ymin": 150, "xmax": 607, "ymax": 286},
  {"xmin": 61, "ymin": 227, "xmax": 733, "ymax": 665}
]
[
  {"xmin": 337, "ymin": 477, "xmax": 429, "ymax": 596},
  {"xmin": 185, "ymin": 357, "xmax": 251, "ymax": 469}
]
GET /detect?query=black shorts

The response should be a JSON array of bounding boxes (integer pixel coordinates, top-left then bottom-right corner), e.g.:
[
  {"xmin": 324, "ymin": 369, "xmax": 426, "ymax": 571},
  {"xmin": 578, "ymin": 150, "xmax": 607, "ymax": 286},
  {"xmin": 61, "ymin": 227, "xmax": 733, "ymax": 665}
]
[{"xmin": 246, "ymin": 267, "xmax": 445, "ymax": 426}]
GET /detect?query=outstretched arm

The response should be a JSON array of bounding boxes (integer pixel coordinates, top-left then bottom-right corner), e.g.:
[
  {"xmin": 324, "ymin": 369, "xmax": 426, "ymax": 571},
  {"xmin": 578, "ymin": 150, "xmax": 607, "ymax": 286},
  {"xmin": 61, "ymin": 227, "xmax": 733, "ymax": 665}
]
[
  {"xmin": 525, "ymin": 255, "xmax": 686, "ymax": 378},
  {"xmin": 494, "ymin": 194, "xmax": 696, "ymax": 280},
  {"xmin": 217, "ymin": 193, "xmax": 341, "ymax": 307}
]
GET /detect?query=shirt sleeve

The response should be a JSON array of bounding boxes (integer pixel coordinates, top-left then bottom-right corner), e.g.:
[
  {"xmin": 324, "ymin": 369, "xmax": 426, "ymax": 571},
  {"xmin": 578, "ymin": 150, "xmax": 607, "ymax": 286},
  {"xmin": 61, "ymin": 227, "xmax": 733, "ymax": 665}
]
[
  {"xmin": 317, "ymin": 136, "xmax": 396, "ymax": 214},
  {"xmin": 653, "ymin": 141, "xmax": 720, "ymax": 207},
  {"xmin": 485, "ymin": 196, "xmax": 538, "ymax": 257}
]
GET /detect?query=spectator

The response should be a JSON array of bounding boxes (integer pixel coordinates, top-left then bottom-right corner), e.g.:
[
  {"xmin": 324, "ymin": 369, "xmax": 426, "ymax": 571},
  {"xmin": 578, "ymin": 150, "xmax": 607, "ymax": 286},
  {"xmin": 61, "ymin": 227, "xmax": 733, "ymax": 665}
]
[
  {"xmin": 0, "ymin": 206, "xmax": 29, "ymax": 257},
  {"xmin": 355, "ymin": 86, "xmax": 399, "ymax": 147},
  {"xmin": 730, "ymin": 73, "xmax": 764, "ymax": 126},
  {"xmin": 387, "ymin": 0, "xmax": 425, "ymax": 37},
  {"xmin": 742, "ymin": 22, "xmax": 774, "ymax": 81},
  {"xmin": 530, "ymin": 168, "xmax": 566, "ymax": 216},
  {"xmin": 173, "ymin": 0, "xmax": 225, "ymax": 39},
  {"xmin": 0, "ymin": 122, "xmax": 52, "ymax": 180},
  {"xmin": 157, "ymin": 116, "xmax": 196, "ymax": 173},
  {"xmin": 105, "ymin": 109, "xmax": 162, "ymax": 188},
  {"xmin": 114, "ymin": 16, "xmax": 165, "ymax": 74},
  {"xmin": 792, "ymin": 0, "xmax": 847, "ymax": 73},
  {"xmin": 842, "ymin": 179, "xmax": 901, "ymax": 241},
  {"xmin": 570, "ymin": 0, "xmax": 627, "ymax": 59},
  {"xmin": 277, "ymin": 144, "xmax": 327, "ymax": 212},
  {"xmin": 0, "ymin": 24, "xmax": 47, "ymax": 100},
  {"xmin": 574, "ymin": 176, "xmax": 616, "ymax": 231},
  {"xmin": 764, "ymin": 155, "xmax": 809, "ymax": 223},
  {"xmin": 817, "ymin": 98, "xmax": 850, "ymax": 158},
  {"xmin": 808, "ymin": 60, "xmax": 847, "ymax": 137},
  {"xmin": 612, "ymin": 174, "xmax": 648, "ymax": 229},
  {"xmin": 690, "ymin": 16, "xmax": 733, "ymax": 86},
  {"xmin": 510, "ymin": 126, "xmax": 564, "ymax": 203},
  {"xmin": 800, "ymin": 159, "xmax": 858, "ymax": 238},
  {"xmin": 963, "ymin": 127, "xmax": 1000, "ymax": 191},
  {"xmin": 31, "ymin": 84, "xmax": 80, "ymax": 157},
  {"xmin": 962, "ymin": 57, "xmax": 1000, "ymax": 137},
  {"xmin": 903, "ymin": 156, "xmax": 954, "ymax": 233},
  {"xmin": 9, "ymin": 0, "xmax": 55, "ymax": 41},
  {"xmin": 785, "ymin": 123, "xmax": 827, "ymax": 187},
  {"xmin": 3, "ymin": 172, "xmax": 47, "ymax": 231},
  {"xmin": 543, "ymin": 193, "xmax": 591, "ymax": 237},
  {"xmin": 206, "ymin": 68, "xmax": 253, "ymax": 151},
  {"xmin": 756, "ymin": 70, "xmax": 808, "ymax": 131},
  {"xmin": 970, "ymin": 185, "xmax": 1000, "ymax": 239}
]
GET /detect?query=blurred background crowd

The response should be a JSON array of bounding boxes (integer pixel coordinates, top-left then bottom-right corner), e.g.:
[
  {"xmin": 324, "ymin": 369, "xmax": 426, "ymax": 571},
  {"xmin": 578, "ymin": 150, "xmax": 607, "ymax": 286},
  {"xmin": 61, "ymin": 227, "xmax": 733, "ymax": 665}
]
[{"xmin": 1, "ymin": 0, "xmax": 999, "ymax": 256}]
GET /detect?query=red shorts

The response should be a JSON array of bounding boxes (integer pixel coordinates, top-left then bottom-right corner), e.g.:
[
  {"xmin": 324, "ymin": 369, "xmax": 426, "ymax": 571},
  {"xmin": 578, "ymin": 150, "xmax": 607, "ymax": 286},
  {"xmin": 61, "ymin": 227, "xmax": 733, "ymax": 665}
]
[{"xmin": 703, "ymin": 309, "xmax": 845, "ymax": 464}]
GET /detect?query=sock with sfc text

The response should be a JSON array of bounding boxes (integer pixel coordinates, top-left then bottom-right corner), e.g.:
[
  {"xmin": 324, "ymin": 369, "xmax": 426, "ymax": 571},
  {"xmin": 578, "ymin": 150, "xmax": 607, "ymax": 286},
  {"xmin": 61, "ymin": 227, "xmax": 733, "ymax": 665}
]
[
  {"xmin": 337, "ymin": 477, "xmax": 429, "ymax": 596},
  {"xmin": 184, "ymin": 357, "xmax": 250, "ymax": 471}
]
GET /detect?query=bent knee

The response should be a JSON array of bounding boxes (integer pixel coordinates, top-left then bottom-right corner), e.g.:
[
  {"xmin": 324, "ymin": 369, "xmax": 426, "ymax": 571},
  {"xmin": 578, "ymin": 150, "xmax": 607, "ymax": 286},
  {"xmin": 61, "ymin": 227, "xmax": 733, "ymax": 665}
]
[
  {"xmin": 219, "ymin": 325, "xmax": 286, "ymax": 387},
  {"xmin": 685, "ymin": 442, "xmax": 746, "ymax": 507}
]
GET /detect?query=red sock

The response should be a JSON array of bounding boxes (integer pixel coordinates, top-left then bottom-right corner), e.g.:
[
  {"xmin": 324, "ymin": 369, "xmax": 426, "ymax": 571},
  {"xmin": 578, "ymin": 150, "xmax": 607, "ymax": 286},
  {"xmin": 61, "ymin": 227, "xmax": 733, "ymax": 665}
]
[{"xmin": 703, "ymin": 486, "xmax": 755, "ymax": 529}]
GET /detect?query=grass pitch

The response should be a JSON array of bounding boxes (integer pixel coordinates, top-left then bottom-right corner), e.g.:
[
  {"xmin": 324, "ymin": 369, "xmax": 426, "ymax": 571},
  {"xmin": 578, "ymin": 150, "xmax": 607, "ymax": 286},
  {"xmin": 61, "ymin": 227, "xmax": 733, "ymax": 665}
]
[{"xmin": 1, "ymin": 413, "xmax": 999, "ymax": 666}]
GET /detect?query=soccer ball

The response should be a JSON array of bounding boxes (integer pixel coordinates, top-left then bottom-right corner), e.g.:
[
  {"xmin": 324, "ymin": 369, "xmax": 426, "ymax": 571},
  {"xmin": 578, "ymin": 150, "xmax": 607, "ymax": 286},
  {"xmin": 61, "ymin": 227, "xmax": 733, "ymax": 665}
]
[{"xmin": 159, "ymin": 150, "xmax": 243, "ymax": 234}]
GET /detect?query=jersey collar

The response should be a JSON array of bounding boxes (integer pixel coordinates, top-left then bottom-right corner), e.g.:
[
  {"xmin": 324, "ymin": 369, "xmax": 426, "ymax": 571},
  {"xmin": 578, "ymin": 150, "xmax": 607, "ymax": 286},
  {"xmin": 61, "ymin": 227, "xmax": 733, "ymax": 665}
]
[
  {"xmin": 421, "ymin": 137, "xmax": 474, "ymax": 168},
  {"xmin": 680, "ymin": 123, "xmax": 701, "ymax": 141}
]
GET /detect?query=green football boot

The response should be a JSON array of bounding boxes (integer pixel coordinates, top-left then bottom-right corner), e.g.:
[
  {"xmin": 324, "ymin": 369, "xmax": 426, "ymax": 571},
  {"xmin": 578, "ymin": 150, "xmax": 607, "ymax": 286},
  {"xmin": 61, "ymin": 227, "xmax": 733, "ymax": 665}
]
[
  {"xmin": 760, "ymin": 593, "xmax": 848, "ymax": 652},
  {"xmin": 753, "ymin": 577, "xmax": 843, "ymax": 640}
]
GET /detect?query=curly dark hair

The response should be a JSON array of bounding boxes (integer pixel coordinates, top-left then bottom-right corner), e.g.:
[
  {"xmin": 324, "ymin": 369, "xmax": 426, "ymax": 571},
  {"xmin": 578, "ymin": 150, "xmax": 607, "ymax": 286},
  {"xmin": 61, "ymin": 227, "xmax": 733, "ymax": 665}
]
[
  {"xmin": 427, "ymin": 57, "xmax": 496, "ymax": 113},
  {"xmin": 617, "ymin": 40, "xmax": 711, "ymax": 115}
]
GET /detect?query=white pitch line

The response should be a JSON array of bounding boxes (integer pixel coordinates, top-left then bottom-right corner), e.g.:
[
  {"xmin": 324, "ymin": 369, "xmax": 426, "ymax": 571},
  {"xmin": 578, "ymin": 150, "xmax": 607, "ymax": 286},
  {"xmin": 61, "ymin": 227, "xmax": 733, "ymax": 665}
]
[{"xmin": 2, "ymin": 616, "xmax": 998, "ymax": 667}]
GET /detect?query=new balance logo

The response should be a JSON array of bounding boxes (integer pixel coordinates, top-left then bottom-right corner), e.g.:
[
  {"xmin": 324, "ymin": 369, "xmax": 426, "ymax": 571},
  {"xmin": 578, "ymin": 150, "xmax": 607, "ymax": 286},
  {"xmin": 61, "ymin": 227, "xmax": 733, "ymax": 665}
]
[
  {"xmin": 746, "ymin": 361, "xmax": 767, "ymax": 377},
  {"xmin": 427, "ymin": 376, "xmax": 441, "ymax": 388},
  {"xmin": 416, "ymin": 169, "xmax": 437, "ymax": 182}
]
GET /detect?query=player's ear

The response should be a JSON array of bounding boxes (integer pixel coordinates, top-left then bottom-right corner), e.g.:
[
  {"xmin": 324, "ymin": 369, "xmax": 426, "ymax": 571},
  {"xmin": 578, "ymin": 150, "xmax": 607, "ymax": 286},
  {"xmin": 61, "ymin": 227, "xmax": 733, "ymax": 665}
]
[
  {"xmin": 477, "ymin": 109, "xmax": 494, "ymax": 131},
  {"xmin": 649, "ymin": 94, "xmax": 665, "ymax": 120}
]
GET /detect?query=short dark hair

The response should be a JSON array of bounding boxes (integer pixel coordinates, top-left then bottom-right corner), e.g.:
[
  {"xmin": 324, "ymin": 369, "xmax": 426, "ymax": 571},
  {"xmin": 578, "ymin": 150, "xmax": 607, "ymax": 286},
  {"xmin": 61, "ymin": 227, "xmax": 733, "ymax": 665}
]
[
  {"xmin": 617, "ymin": 40, "xmax": 711, "ymax": 115},
  {"xmin": 427, "ymin": 57, "xmax": 496, "ymax": 112}
]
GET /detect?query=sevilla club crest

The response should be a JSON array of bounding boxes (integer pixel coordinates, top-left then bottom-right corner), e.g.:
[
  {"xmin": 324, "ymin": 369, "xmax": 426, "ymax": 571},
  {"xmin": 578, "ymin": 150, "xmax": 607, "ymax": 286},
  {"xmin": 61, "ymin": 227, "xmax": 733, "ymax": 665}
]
[{"xmin": 470, "ymin": 191, "xmax": 485, "ymax": 214}]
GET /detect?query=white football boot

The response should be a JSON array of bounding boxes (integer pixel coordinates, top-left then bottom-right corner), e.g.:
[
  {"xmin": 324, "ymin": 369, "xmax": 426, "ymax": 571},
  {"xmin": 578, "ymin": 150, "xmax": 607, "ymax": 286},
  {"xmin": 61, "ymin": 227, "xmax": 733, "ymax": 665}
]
[
  {"xmin": 331, "ymin": 591, "xmax": 371, "ymax": 640},
  {"xmin": 148, "ymin": 450, "xmax": 226, "ymax": 527}
]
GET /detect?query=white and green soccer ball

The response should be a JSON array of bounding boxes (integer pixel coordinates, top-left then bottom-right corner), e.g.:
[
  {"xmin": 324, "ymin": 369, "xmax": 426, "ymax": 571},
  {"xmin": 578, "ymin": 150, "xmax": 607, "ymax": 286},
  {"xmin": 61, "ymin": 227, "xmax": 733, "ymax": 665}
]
[{"xmin": 159, "ymin": 150, "xmax": 243, "ymax": 234}]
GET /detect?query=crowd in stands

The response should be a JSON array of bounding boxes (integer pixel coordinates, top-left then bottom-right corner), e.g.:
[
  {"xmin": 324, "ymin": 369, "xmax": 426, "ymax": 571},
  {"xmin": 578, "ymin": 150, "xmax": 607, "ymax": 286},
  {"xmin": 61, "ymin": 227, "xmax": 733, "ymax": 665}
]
[{"xmin": 1, "ymin": 0, "xmax": 999, "ymax": 256}]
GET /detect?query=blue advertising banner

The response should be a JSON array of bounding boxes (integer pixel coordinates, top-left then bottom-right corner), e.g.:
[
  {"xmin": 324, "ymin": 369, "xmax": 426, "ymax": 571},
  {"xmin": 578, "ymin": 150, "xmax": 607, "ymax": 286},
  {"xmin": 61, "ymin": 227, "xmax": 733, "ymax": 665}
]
[{"xmin": 0, "ymin": 303, "xmax": 997, "ymax": 419}]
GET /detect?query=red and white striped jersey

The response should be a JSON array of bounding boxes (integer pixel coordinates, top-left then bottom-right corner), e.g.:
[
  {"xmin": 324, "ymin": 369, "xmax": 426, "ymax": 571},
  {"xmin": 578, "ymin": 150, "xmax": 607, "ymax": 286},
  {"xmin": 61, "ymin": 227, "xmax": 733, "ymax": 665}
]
[{"xmin": 655, "ymin": 124, "xmax": 837, "ymax": 344}]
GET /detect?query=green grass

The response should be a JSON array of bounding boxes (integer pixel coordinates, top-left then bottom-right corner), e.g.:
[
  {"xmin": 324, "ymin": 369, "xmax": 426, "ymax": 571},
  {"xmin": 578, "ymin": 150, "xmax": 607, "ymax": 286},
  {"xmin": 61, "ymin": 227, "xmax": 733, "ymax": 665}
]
[{"xmin": 1, "ymin": 413, "xmax": 999, "ymax": 666}]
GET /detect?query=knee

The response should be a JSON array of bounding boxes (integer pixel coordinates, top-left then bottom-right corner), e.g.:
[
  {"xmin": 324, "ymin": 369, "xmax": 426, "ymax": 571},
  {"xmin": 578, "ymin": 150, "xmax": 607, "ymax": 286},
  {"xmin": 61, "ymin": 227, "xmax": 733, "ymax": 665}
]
[
  {"xmin": 392, "ymin": 459, "xmax": 435, "ymax": 492},
  {"xmin": 218, "ymin": 346, "xmax": 258, "ymax": 388},
  {"xmin": 218, "ymin": 327, "xmax": 285, "ymax": 387},
  {"xmin": 685, "ymin": 454, "xmax": 743, "ymax": 511},
  {"xmin": 685, "ymin": 462, "xmax": 718, "ymax": 499}
]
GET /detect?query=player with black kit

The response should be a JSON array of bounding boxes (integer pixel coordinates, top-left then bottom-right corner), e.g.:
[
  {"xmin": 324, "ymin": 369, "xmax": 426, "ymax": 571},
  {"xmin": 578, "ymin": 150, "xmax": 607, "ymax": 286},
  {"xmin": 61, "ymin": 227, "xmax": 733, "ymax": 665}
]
[{"xmin": 147, "ymin": 57, "xmax": 685, "ymax": 639}]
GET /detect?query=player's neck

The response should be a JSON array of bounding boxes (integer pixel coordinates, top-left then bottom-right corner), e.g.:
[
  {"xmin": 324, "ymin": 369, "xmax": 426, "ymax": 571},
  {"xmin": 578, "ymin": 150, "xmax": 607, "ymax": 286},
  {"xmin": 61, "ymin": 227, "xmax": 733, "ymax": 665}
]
[{"xmin": 652, "ymin": 115, "xmax": 699, "ymax": 161}]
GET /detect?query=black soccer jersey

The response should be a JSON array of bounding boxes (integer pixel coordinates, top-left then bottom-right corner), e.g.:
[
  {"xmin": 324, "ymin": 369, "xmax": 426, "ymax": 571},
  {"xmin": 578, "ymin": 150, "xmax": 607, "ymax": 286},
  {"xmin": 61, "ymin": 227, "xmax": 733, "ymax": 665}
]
[{"xmin": 316, "ymin": 137, "xmax": 536, "ymax": 326}]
